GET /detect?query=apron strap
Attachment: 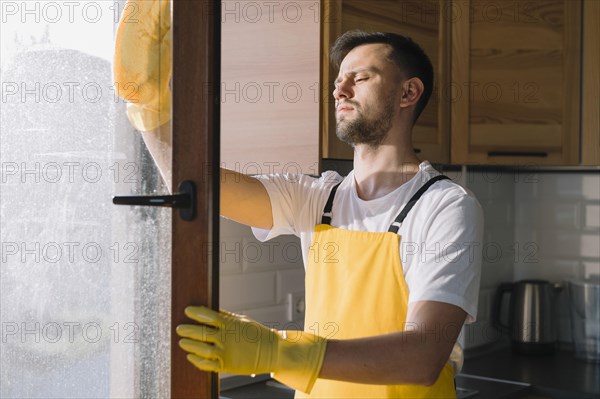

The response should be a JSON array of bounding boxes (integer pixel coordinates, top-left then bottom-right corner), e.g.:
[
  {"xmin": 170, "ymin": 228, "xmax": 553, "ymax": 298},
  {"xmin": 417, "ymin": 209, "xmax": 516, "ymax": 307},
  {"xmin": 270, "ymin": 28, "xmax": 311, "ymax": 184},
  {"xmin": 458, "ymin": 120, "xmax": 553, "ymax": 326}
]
[
  {"xmin": 388, "ymin": 175, "xmax": 451, "ymax": 234},
  {"xmin": 321, "ymin": 181, "xmax": 342, "ymax": 225}
]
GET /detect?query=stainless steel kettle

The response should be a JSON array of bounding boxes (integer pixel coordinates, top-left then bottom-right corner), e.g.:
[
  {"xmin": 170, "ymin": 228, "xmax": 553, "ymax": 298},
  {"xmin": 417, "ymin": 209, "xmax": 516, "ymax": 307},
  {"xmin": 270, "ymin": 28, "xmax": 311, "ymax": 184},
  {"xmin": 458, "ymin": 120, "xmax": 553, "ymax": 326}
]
[{"xmin": 493, "ymin": 279, "xmax": 562, "ymax": 354}]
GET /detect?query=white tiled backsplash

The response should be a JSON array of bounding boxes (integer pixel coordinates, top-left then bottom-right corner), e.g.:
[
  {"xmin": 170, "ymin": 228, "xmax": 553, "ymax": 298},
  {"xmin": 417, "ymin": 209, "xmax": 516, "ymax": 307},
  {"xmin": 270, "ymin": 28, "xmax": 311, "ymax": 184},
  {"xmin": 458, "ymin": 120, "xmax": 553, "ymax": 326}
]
[
  {"xmin": 513, "ymin": 172, "xmax": 600, "ymax": 345},
  {"xmin": 457, "ymin": 169, "xmax": 516, "ymax": 349},
  {"xmin": 219, "ymin": 218, "xmax": 306, "ymax": 331},
  {"xmin": 460, "ymin": 170, "xmax": 600, "ymax": 349},
  {"xmin": 220, "ymin": 169, "xmax": 600, "ymax": 350}
]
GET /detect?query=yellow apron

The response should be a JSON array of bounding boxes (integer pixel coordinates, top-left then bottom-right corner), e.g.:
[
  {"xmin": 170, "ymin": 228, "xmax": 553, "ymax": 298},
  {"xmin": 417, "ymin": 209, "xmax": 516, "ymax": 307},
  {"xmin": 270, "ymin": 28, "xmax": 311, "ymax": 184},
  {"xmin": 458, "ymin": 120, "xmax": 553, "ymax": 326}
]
[{"xmin": 298, "ymin": 175, "xmax": 456, "ymax": 399}]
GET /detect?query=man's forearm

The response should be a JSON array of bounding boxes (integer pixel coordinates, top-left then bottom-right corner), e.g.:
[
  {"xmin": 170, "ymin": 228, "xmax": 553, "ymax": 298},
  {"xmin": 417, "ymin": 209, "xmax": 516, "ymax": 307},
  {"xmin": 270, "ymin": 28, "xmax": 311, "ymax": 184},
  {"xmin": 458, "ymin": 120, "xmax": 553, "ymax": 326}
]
[
  {"xmin": 141, "ymin": 124, "xmax": 172, "ymax": 191},
  {"xmin": 318, "ymin": 301, "xmax": 467, "ymax": 386},
  {"xmin": 318, "ymin": 330, "xmax": 451, "ymax": 386},
  {"xmin": 137, "ymin": 124, "xmax": 273, "ymax": 228}
]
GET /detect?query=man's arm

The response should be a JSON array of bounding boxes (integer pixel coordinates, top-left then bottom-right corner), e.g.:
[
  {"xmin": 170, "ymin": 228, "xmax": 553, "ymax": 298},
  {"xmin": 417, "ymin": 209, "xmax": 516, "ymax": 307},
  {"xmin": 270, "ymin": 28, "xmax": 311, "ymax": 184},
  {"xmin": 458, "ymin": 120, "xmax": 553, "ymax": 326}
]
[
  {"xmin": 319, "ymin": 300, "xmax": 466, "ymax": 386},
  {"xmin": 175, "ymin": 300, "xmax": 466, "ymax": 391},
  {"xmin": 138, "ymin": 126, "xmax": 273, "ymax": 230},
  {"xmin": 220, "ymin": 168, "xmax": 273, "ymax": 229},
  {"xmin": 114, "ymin": 0, "xmax": 274, "ymax": 231},
  {"xmin": 141, "ymin": 125, "xmax": 173, "ymax": 190}
]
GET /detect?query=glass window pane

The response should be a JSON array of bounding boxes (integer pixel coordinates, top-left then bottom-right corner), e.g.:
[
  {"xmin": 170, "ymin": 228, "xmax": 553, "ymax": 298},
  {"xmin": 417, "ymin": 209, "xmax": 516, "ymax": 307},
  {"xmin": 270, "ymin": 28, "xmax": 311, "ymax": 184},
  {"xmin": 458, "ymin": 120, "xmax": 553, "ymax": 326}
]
[{"xmin": 1, "ymin": 1, "xmax": 171, "ymax": 397}]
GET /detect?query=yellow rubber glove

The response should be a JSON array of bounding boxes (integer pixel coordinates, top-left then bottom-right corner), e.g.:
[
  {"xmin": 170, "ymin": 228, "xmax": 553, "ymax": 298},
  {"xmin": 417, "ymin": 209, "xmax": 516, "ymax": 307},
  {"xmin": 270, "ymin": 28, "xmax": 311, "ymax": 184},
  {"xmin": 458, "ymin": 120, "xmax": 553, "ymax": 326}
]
[
  {"xmin": 176, "ymin": 306, "xmax": 327, "ymax": 394},
  {"xmin": 113, "ymin": 0, "xmax": 172, "ymax": 131}
]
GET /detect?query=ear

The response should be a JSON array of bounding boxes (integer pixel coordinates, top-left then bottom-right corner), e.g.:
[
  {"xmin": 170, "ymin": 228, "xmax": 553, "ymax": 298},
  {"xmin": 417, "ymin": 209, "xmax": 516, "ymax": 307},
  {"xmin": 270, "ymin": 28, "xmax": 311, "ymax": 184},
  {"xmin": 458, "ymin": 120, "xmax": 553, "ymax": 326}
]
[{"xmin": 399, "ymin": 77, "xmax": 425, "ymax": 109}]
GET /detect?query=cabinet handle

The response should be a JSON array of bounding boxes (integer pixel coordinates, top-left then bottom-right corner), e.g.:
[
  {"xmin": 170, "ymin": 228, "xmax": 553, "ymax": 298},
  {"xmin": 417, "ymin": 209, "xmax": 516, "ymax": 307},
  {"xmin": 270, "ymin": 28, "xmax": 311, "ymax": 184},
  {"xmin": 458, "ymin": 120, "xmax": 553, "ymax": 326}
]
[
  {"xmin": 414, "ymin": 148, "xmax": 421, "ymax": 154},
  {"xmin": 487, "ymin": 151, "xmax": 548, "ymax": 157}
]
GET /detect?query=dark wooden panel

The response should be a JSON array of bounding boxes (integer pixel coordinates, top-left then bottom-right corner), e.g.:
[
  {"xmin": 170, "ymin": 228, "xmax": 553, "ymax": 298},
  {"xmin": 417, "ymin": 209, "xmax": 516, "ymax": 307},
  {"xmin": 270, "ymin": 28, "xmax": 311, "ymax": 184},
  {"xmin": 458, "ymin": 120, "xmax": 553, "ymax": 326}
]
[
  {"xmin": 172, "ymin": 0, "xmax": 219, "ymax": 398},
  {"xmin": 581, "ymin": 0, "xmax": 599, "ymax": 165}
]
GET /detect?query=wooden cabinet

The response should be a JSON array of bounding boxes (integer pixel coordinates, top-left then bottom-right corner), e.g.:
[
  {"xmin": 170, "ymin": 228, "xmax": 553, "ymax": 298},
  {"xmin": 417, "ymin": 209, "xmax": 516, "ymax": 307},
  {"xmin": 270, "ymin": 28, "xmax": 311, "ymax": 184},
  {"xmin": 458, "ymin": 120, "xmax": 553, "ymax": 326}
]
[
  {"xmin": 321, "ymin": 0, "xmax": 451, "ymax": 163},
  {"xmin": 581, "ymin": 0, "xmax": 599, "ymax": 166},
  {"xmin": 221, "ymin": 1, "xmax": 321, "ymax": 176},
  {"xmin": 451, "ymin": 0, "xmax": 582, "ymax": 165},
  {"xmin": 223, "ymin": 0, "xmax": 591, "ymax": 169},
  {"xmin": 321, "ymin": 0, "xmax": 586, "ymax": 166}
]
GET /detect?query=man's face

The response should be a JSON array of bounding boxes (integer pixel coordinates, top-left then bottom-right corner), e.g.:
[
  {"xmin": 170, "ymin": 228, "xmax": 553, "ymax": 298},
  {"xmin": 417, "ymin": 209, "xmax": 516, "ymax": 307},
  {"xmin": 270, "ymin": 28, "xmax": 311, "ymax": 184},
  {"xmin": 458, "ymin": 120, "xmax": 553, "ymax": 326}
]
[{"xmin": 333, "ymin": 43, "xmax": 401, "ymax": 148}]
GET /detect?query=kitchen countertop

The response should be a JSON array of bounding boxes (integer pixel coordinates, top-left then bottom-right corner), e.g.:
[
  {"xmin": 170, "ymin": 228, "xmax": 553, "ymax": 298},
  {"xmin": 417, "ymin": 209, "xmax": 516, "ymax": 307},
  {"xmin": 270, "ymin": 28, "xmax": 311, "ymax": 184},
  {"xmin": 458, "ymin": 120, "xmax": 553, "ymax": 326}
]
[
  {"xmin": 461, "ymin": 345, "xmax": 600, "ymax": 399},
  {"xmin": 221, "ymin": 375, "xmax": 529, "ymax": 399},
  {"xmin": 221, "ymin": 346, "xmax": 600, "ymax": 399}
]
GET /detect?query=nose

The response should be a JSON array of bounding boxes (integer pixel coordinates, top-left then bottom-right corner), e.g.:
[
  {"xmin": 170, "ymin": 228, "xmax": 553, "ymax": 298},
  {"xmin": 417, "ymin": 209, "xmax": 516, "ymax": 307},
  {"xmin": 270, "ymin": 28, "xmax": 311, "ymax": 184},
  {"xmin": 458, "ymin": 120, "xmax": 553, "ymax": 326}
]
[{"xmin": 333, "ymin": 78, "xmax": 352, "ymax": 101}]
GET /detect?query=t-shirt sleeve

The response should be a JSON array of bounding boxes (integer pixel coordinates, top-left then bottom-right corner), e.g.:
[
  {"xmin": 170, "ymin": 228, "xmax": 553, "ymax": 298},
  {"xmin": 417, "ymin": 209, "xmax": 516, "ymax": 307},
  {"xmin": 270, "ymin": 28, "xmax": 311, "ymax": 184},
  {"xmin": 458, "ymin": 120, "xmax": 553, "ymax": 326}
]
[
  {"xmin": 251, "ymin": 171, "xmax": 342, "ymax": 242},
  {"xmin": 406, "ymin": 191, "xmax": 484, "ymax": 324}
]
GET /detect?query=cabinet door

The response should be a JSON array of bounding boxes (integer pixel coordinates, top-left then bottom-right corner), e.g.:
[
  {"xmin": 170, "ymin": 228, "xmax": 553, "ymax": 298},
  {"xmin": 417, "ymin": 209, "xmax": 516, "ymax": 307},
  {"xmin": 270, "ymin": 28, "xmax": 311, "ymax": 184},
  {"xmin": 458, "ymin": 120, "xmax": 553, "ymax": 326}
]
[
  {"xmin": 581, "ymin": 0, "xmax": 599, "ymax": 166},
  {"xmin": 221, "ymin": 1, "xmax": 321, "ymax": 177},
  {"xmin": 451, "ymin": 0, "xmax": 581, "ymax": 165},
  {"xmin": 321, "ymin": 0, "xmax": 451, "ymax": 163}
]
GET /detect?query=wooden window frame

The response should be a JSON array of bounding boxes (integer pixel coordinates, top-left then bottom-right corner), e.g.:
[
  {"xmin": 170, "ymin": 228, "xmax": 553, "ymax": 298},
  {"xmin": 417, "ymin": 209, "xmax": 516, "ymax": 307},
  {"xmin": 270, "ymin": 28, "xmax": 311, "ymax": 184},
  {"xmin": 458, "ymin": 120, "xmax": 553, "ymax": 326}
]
[{"xmin": 171, "ymin": 1, "xmax": 220, "ymax": 397}]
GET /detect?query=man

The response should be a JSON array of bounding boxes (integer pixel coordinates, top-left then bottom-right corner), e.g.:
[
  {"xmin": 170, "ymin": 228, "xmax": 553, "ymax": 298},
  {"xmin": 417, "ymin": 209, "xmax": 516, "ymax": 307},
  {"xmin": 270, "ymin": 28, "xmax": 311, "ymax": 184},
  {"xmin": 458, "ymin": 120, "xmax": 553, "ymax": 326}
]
[{"xmin": 114, "ymin": 3, "xmax": 483, "ymax": 397}]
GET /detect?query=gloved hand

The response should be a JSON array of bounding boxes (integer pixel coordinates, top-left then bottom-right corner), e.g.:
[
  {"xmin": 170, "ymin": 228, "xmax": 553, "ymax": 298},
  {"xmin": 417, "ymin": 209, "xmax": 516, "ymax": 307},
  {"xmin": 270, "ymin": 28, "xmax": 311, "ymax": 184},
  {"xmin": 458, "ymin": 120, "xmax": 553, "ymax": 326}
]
[
  {"xmin": 113, "ymin": 0, "xmax": 172, "ymax": 131},
  {"xmin": 176, "ymin": 306, "xmax": 327, "ymax": 394}
]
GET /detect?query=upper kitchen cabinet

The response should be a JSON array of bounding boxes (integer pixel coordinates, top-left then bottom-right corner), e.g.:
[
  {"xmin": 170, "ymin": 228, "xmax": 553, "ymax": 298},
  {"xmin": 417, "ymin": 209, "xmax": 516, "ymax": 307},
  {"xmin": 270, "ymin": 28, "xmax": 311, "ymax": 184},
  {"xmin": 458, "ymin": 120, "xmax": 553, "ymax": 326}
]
[
  {"xmin": 581, "ymin": 0, "xmax": 599, "ymax": 166},
  {"xmin": 221, "ymin": 1, "xmax": 321, "ymax": 176},
  {"xmin": 451, "ymin": 0, "xmax": 582, "ymax": 165},
  {"xmin": 321, "ymin": 0, "xmax": 451, "ymax": 163}
]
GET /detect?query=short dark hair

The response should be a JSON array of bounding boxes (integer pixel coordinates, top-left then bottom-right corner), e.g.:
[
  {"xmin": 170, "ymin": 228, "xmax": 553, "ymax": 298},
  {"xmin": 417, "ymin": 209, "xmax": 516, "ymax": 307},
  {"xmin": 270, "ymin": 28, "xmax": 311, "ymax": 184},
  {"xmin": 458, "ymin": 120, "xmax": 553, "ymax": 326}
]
[{"xmin": 330, "ymin": 30, "xmax": 434, "ymax": 124}]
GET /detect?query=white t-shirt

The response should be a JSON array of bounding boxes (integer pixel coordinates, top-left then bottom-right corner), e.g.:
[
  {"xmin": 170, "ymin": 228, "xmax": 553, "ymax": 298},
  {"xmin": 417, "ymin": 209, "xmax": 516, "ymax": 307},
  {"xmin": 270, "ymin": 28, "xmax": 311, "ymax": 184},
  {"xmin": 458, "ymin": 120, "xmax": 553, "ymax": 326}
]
[{"xmin": 252, "ymin": 161, "xmax": 483, "ymax": 324}]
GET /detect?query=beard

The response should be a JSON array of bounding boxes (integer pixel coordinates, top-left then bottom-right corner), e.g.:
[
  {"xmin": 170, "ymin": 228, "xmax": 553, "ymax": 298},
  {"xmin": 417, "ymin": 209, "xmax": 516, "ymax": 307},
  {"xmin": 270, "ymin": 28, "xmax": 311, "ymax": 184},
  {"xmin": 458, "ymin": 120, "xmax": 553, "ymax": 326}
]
[{"xmin": 335, "ymin": 97, "xmax": 395, "ymax": 148}]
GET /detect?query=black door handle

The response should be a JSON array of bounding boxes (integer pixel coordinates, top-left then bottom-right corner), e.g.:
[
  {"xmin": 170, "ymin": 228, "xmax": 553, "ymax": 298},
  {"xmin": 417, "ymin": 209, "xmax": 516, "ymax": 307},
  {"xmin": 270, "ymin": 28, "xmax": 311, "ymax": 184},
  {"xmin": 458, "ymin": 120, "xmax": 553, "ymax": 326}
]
[{"xmin": 113, "ymin": 180, "xmax": 196, "ymax": 221}]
